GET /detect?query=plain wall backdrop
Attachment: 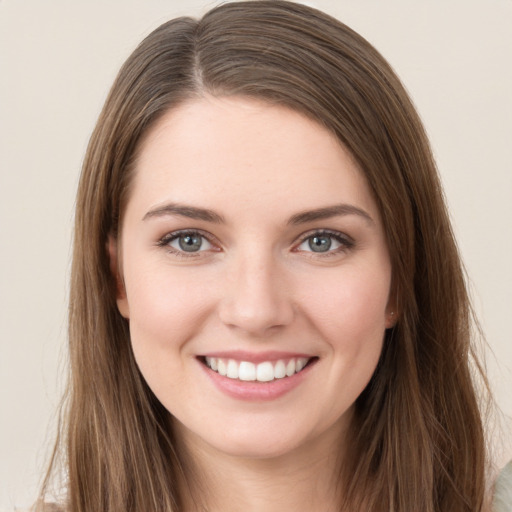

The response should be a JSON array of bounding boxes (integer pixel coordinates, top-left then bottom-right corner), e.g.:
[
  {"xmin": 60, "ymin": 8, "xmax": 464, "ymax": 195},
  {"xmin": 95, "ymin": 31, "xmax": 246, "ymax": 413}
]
[{"xmin": 1, "ymin": 0, "xmax": 511, "ymax": 509}]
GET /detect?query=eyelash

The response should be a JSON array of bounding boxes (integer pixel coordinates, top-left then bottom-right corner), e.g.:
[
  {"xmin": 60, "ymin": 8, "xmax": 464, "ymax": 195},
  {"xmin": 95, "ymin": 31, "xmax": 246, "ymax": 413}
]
[
  {"xmin": 156, "ymin": 229, "xmax": 355, "ymax": 258},
  {"xmin": 294, "ymin": 229, "xmax": 355, "ymax": 257},
  {"xmin": 157, "ymin": 229, "xmax": 218, "ymax": 258}
]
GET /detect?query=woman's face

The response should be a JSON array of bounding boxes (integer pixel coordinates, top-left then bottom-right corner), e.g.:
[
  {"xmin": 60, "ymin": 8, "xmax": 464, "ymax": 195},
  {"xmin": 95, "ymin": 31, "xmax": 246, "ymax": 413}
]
[{"xmin": 114, "ymin": 96, "xmax": 395, "ymax": 460}]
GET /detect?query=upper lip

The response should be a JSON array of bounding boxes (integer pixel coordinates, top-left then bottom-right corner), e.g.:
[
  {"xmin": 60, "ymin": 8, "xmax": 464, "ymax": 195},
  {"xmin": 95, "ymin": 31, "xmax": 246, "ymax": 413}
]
[{"xmin": 198, "ymin": 350, "xmax": 315, "ymax": 364}]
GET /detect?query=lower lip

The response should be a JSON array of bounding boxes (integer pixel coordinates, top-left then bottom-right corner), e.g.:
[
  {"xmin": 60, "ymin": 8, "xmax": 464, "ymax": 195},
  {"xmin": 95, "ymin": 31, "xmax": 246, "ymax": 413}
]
[{"xmin": 198, "ymin": 359, "xmax": 317, "ymax": 401}]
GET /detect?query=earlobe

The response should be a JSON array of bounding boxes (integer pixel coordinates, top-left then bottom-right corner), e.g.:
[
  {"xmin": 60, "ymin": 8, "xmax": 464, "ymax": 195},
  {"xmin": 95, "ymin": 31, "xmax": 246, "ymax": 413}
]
[
  {"xmin": 107, "ymin": 234, "xmax": 130, "ymax": 319},
  {"xmin": 385, "ymin": 284, "xmax": 399, "ymax": 329},
  {"xmin": 385, "ymin": 310, "xmax": 398, "ymax": 329}
]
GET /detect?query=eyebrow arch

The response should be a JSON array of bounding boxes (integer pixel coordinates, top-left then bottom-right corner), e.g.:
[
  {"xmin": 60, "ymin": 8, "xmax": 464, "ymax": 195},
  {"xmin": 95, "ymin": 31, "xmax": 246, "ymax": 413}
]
[
  {"xmin": 287, "ymin": 204, "xmax": 374, "ymax": 225},
  {"xmin": 143, "ymin": 203, "xmax": 225, "ymax": 223}
]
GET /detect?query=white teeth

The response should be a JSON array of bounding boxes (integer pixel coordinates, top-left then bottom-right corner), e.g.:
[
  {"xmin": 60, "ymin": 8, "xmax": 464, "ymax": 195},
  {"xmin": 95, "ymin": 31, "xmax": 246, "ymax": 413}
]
[
  {"xmin": 238, "ymin": 361, "xmax": 256, "ymax": 381},
  {"xmin": 296, "ymin": 357, "xmax": 308, "ymax": 371},
  {"xmin": 286, "ymin": 359, "xmax": 296, "ymax": 377},
  {"xmin": 217, "ymin": 359, "xmax": 227, "ymax": 376},
  {"xmin": 256, "ymin": 361, "xmax": 274, "ymax": 382},
  {"xmin": 204, "ymin": 356, "xmax": 311, "ymax": 382},
  {"xmin": 227, "ymin": 359, "xmax": 239, "ymax": 379},
  {"xmin": 274, "ymin": 360, "xmax": 286, "ymax": 379}
]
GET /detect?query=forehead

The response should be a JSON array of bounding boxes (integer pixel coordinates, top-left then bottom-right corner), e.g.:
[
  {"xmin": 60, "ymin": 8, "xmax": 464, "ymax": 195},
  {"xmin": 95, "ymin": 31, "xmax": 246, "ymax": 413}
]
[{"xmin": 127, "ymin": 96, "xmax": 380, "ymax": 222}]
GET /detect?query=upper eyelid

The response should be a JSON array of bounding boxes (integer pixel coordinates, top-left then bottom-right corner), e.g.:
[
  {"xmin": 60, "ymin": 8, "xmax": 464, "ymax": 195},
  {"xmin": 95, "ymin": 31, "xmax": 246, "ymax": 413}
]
[
  {"xmin": 294, "ymin": 228, "xmax": 353, "ymax": 244},
  {"xmin": 158, "ymin": 229, "xmax": 220, "ymax": 248},
  {"xmin": 160, "ymin": 228, "xmax": 215, "ymax": 241}
]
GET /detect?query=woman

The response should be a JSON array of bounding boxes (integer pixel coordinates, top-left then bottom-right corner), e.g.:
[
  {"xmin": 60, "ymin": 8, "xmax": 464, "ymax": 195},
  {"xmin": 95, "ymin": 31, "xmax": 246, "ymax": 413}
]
[{"xmin": 37, "ymin": 1, "xmax": 509, "ymax": 511}]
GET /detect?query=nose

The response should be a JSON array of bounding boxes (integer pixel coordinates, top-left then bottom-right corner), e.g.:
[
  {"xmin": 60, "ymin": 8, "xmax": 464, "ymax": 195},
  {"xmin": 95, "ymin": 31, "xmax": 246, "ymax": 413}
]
[{"xmin": 217, "ymin": 251, "xmax": 294, "ymax": 337}]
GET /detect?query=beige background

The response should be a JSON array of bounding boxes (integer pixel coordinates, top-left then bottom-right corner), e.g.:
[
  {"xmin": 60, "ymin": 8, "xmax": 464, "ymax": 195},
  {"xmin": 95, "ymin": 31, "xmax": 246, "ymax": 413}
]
[{"xmin": 1, "ymin": 0, "xmax": 511, "ymax": 509}]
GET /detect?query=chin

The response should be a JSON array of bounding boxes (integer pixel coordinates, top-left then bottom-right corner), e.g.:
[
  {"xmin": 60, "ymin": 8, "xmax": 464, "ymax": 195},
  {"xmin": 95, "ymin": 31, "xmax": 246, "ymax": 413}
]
[{"xmin": 171, "ymin": 408, "xmax": 349, "ymax": 464}]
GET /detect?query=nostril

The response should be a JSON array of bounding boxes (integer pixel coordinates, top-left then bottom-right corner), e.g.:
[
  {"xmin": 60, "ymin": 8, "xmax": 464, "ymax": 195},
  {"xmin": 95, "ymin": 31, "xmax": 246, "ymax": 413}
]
[{"xmin": 218, "ymin": 294, "xmax": 294, "ymax": 335}]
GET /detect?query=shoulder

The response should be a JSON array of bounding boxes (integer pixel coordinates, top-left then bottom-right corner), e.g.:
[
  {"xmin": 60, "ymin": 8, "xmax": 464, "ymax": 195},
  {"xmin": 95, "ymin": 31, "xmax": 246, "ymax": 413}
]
[{"xmin": 493, "ymin": 460, "xmax": 512, "ymax": 512}]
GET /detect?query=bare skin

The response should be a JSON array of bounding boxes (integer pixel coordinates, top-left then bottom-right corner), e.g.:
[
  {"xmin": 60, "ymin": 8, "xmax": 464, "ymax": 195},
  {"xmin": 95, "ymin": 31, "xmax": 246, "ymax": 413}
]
[{"xmin": 175, "ymin": 412, "xmax": 347, "ymax": 512}]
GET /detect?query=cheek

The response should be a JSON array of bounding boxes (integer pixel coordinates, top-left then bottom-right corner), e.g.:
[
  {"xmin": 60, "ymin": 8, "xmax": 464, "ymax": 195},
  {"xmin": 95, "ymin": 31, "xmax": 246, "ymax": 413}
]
[
  {"xmin": 300, "ymin": 267, "xmax": 389, "ymax": 415},
  {"xmin": 301, "ymin": 264, "xmax": 391, "ymax": 340},
  {"xmin": 122, "ymin": 260, "xmax": 217, "ymax": 381},
  {"xmin": 298, "ymin": 262, "xmax": 390, "ymax": 393},
  {"xmin": 125, "ymin": 257, "xmax": 215, "ymax": 330}
]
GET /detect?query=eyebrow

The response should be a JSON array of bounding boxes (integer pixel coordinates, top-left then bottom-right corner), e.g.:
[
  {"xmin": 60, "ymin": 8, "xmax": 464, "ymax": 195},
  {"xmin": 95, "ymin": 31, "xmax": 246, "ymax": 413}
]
[
  {"xmin": 143, "ymin": 203, "xmax": 225, "ymax": 223},
  {"xmin": 287, "ymin": 204, "xmax": 374, "ymax": 225},
  {"xmin": 142, "ymin": 202, "xmax": 373, "ymax": 226}
]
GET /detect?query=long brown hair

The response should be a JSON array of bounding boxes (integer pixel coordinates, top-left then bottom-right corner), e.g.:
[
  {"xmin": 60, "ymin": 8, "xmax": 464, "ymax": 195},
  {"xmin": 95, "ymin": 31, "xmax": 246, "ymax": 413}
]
[{"xmin": 40, "ymin": 1, "xmax": 490, "ymax": 510}]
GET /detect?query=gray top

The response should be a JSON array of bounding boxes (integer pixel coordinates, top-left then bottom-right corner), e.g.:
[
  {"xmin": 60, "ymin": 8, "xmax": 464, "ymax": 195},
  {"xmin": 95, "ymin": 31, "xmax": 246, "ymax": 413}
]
[{"xmin": 493, "ymin": 460, "xmax": 512, "ymax": 512}]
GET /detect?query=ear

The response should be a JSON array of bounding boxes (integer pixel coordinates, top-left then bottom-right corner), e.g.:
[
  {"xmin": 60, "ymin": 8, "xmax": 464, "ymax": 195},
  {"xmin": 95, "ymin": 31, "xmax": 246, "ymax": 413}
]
[
  {"xmin": 385, "ymin": 308, "xmax": 398, "ymax": 329},
  {"xmin": 107, "ymin": 234, "xmax": 130, "ymax": 319},
  {"xmin": 385, "ymin": 282, "xmax": 399, "ymax": 329}
]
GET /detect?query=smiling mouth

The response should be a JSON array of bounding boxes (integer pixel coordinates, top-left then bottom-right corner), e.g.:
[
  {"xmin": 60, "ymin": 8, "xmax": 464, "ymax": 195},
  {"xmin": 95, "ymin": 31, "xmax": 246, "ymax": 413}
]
[{"xmin": 201, "ymin": 356, "xmax": 316, "ymax": 382}]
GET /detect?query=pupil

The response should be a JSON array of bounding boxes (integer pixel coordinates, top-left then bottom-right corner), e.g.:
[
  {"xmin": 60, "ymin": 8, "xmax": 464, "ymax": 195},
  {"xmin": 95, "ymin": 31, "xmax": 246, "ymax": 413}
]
[
  {"xmin": 179, "ymin": 234, "xmax": 202, "ymax": 252},
  {"xmin": 309, "ymin": 235, "xmax": 331, "ymax": 252}
]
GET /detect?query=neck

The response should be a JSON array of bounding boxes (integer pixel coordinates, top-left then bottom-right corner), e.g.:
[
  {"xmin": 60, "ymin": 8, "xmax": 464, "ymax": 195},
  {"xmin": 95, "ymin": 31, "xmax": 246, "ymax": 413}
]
[{"xmin": 173, "ymin": 419, "xmax": 348, "ymax": 512}]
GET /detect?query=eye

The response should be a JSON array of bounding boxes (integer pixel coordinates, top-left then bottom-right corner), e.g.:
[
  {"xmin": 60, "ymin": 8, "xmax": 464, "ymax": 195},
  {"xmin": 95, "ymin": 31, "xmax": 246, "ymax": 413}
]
[
  {"xmin": 296, "ymin": 230, "xmax": 354, "ymax": 254},
  {"xmin": 159, "ymin": 230, "xmax": 214, "ymax": 254}
]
